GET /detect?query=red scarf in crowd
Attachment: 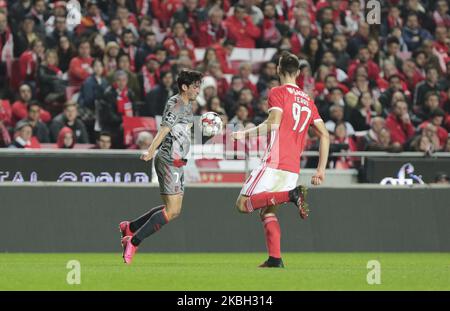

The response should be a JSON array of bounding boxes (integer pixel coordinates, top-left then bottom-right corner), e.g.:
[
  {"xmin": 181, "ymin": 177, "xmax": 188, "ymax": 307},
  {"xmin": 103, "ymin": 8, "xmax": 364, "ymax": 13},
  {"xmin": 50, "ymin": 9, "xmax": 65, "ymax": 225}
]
[
  {"xmin": 47, "ymin": 64, "xmax": 62, "ymax": 76},
  {"xmin": 0, "ymin": 27, "xmax": 13, "ymax": 66},
  {"xmin": 115, "ymin": 84, "xmax": 133, "ymax": 117},
  {"xmin": 141, "ymin": 66, "xmax": 159, "ymax": 96},
  {"xmin": 122, "ymin": 44, "xmax": 137, "ymax": 72},
  {"xmin": 136, "ymin": 0, "xmax": 150, "ymax": 17}
]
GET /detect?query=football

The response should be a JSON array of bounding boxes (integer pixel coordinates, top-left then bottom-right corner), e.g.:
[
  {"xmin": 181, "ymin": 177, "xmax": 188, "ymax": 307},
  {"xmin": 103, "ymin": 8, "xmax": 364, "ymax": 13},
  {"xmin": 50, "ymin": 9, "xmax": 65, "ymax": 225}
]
[{"xmin": 200, "ymin": 112, "xmax": 223, "ymax": 136}]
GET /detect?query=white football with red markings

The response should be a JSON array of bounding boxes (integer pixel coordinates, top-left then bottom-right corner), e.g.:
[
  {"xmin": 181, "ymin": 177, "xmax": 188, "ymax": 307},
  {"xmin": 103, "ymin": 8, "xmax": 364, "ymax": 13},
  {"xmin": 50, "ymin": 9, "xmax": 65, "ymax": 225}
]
[{"xmin": 200, "ymin": 112, "xmax": 223, "ymax": 136}]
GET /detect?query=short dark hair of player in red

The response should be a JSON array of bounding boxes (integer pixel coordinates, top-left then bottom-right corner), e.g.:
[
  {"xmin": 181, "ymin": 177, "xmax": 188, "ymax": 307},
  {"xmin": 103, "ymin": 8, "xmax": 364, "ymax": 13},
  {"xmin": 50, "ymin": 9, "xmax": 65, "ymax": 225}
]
[
  {"xmin": 177, "ymin": 69, "xmax": 203, "ymax": 92},
  {"xmin": 278, "ymin": 51, "xmax": 301, "ymax": 77}
]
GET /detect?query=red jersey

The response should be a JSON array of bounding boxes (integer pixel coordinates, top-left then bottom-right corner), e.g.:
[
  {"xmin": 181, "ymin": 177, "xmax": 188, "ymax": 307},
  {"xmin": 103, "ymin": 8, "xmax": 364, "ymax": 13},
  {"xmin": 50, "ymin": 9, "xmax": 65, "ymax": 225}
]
[{"xmin": 263, "ymin": 84, "xmax": 322, "ymax": 173}]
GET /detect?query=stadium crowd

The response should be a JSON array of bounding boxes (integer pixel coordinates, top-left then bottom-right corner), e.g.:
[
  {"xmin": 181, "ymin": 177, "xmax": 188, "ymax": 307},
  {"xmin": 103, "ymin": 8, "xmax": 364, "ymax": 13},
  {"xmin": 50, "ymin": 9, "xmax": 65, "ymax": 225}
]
[{"xmin": 0, "ymin": 0, "xmax": 449, "ymax": 168}]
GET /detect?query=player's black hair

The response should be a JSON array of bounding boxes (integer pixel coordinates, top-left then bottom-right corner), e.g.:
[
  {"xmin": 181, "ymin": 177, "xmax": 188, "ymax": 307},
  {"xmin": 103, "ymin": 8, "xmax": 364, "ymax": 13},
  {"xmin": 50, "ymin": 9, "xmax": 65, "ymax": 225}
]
[
  {"xmin": 278, "ymin": 51, "xmax": 300, "ymax": 76},
  {"xmin": 177, "ymin": 69, "xmax": 203, "ymax": 92}
]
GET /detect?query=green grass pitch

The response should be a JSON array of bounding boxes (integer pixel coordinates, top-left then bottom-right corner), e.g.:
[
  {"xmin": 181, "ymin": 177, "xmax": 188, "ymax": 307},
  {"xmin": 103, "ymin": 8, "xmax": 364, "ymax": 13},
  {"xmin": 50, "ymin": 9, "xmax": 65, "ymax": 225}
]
[{"xmin": 0, "ymin": 253, "xmax": 449, "ymax": 290}]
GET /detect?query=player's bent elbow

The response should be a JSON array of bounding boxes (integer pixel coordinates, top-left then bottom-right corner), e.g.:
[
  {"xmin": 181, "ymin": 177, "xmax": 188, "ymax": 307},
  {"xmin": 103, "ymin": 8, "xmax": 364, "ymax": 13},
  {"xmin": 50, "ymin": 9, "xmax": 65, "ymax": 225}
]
[{"xmin": 319, "ymin": 129, "xmax": 330, "ymax": 141}]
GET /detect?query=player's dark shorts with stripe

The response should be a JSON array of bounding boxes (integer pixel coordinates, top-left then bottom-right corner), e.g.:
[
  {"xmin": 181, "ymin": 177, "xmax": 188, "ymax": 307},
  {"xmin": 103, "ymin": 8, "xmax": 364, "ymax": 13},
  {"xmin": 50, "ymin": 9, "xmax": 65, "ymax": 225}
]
[{"xmin": 154, "ymin": 153, "xmax": 185, "ymax": 195}]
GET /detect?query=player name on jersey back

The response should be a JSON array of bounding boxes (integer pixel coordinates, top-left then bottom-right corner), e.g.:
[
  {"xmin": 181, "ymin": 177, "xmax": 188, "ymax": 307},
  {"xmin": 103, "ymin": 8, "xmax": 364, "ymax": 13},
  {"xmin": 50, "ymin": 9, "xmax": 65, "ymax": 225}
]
[{"xmin": 264, "ymin": 84, "xmax": 322, "ymax": 174}]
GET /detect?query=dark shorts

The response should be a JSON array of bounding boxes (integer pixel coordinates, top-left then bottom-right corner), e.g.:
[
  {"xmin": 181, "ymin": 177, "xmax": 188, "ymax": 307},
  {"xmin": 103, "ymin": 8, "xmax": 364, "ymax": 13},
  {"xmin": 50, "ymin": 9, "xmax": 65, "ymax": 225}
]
[{"xmin": 154, "ymin": 154, "xmax": 185, "ymax": 195}]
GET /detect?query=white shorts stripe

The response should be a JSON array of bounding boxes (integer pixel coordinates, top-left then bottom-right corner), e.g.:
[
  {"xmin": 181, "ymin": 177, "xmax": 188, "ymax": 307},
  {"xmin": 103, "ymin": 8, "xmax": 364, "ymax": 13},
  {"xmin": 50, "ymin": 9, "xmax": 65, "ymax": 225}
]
[{"xmin": 246, "ymin": 164, "xmax": 267, "ymax": 196}]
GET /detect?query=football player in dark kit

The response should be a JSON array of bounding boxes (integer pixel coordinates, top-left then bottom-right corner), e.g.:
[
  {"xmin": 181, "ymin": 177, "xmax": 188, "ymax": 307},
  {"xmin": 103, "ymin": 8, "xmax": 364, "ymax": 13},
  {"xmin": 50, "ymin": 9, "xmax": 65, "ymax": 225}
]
[{"xmin": 119, "ymin": 69, "xmax": 203, "ymax": 264}]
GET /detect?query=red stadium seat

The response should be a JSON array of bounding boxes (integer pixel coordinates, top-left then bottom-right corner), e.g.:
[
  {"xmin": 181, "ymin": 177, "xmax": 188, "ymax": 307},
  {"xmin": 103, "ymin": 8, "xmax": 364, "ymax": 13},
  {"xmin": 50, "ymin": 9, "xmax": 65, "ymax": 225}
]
[{"xmin": 122, "ymin": 116, "xmax": 158, "ymax": 146}]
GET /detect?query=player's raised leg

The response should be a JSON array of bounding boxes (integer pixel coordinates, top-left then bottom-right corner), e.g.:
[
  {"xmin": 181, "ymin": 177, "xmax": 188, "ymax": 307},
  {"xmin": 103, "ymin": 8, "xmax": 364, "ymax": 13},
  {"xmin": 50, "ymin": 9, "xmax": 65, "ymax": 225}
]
[{"xmin": 235, "ymin": 186, "xmax": 309, "ymax": 219}]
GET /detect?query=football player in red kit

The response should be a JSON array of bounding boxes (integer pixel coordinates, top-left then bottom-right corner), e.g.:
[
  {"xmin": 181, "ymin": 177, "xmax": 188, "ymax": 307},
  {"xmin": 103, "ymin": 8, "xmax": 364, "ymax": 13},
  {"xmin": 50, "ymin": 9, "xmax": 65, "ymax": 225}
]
[{"xmin": 232, "ymin": 51, "xmax": 330, "ymax": 268}]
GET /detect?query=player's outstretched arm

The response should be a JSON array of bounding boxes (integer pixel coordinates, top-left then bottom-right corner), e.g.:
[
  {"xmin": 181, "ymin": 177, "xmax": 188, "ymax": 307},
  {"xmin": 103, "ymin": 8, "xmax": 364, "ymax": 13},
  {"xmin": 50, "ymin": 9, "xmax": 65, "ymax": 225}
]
[
  {"xmin": 232, "ymin": 109, "xmax": 282, "ymax": 140},
  {"xmin": 311, "ymin": 120, "xmax": 330, "ymax": 186},
  {"xmin": 140, "ymin": 126, "xmax": 171, "ymax": 162}
]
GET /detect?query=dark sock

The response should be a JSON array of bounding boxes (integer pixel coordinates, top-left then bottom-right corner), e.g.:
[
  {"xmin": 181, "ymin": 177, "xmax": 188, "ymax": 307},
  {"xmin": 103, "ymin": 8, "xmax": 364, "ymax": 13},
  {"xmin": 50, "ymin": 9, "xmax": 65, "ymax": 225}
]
[
  {"xmin": 131, "ymin": 209, "xmax": 169, "ymax": 246},
  {"xmin": 129, "ymin": 205, "xmax": 165, "ymax": 233}
]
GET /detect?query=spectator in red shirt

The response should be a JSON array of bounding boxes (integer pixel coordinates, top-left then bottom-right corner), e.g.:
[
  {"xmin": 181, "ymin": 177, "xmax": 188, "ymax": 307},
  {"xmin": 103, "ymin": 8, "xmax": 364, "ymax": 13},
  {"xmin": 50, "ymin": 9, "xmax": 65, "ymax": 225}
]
[
  {"xmin": 0, "ymin": 10, "xmax": 13, "ymax": 96},
  {"xmin": 224, "ymin": 4, "xmax": 261, "ymax": 48},
  {"xmin": 260, "ymin": 1, "xmax": 287, "ymax": 48},
  {"xmin": 138, "ymin": 54, "xmax": 160, "ymax": 99},
  {"xmin": 385, "ymin": 100, "xmax": 416, "ymax": 146},
  {"xmin": 418, "ymin": 108, "xmax": 448, "ymax": 150},
  {"xmin": 211, "ymin": 39, "xmax": 236, "ymax": 74},
  {"xmin": 0, "ymin": 99, "xmax": 12, "ymax": 128},
  {"xmin": 68, "ymin": 40, "xmax": 94, "ymax": 87},
  {"xmin": 151, "ymin": 0, "xmax": 182, "ymax": 30},
  {"xmin": 348, "ymin": 46, "xmax": 380, "ymax": 82},
  {"xmin": 19, "ymin": 37, "xmax": 45, "ymax": 84},
  {"xmin": 331, "ymin": 122, "xmax": 357, "ymax": 169},
  {"xmin": 12, "ymin": 83, "xmax": 51, "ymax": 126},
  {"xmin": 172, "ymin": 0, "xmax": 207, "ymax": 44},
  {"xmin": 0, "ymin": 119, "xmax": 10, "ymax": 147},
  {"xmin": 163, "ymin": 21, "xmax": 195, "ymax": 60},
  {"xmin": 433, "ymin": 26, "xmax": 449, "ymax": 73},
  {"xmin": 197, "ymin": 6, "xmax": 227, "ymax": 47},
  {"xmin": 433, "ymin": 0, "xmax": 450, "ymax": 28},
  {"xmin": 116, "ymin": 6, "xmax": 139, "ymax": 36},
  {"xmin": 56, "ymin": 126, "xmax": 75, "ymax": 149},
  {"xmin": 290, "ymin": 19, "xmax": 312, "ymax": 56},
  {"xmin": 365, "ymin": 127, "xmax": 403, "ymax": 152},
  {"xmin": 9, "ymin": 120, "xmax": 40, "ymax": 149}
]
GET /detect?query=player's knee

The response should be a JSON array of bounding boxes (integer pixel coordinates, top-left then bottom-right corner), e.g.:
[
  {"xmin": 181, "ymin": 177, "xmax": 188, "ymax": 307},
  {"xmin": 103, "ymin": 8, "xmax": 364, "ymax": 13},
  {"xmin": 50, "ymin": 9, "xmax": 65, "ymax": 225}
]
[
  {"xmin": 235, "ymin": 198, "xmax": 249, "ymax": 214},
  {"xmin": 166, "ymin": 208, "xmax": 181, "ymax": 220}
]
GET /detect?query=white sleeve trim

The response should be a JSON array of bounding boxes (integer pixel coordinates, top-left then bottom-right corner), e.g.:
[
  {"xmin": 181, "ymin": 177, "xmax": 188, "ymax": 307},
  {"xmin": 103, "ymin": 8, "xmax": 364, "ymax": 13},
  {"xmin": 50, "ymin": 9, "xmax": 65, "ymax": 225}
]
[
  {"xmin": 313, "ymin": 118, "xmax": 324, "ymax": 123},
  {"xmin": 268, "ymin": 107, "xmax": 283, "ymax": 112}
]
